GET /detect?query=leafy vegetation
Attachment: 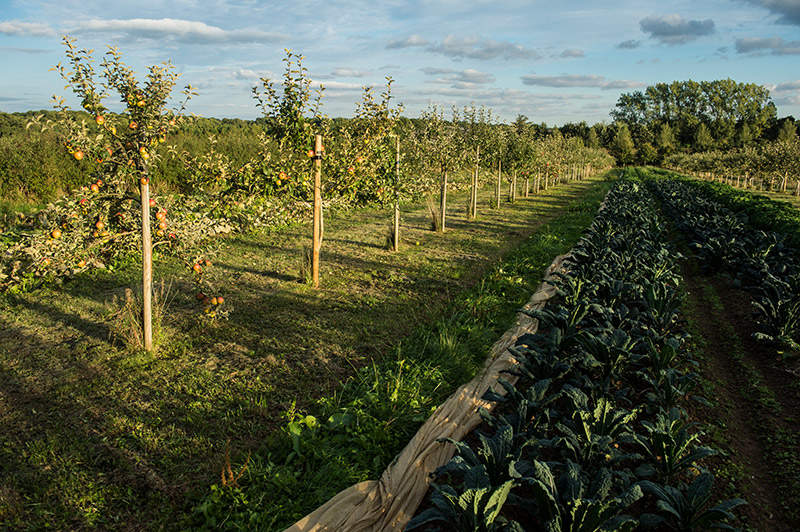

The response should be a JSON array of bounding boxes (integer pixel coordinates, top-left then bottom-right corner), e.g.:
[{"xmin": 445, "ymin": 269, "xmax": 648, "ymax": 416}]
[{"xmin": 408, "ymin": 180, "xmax": 746, "ymax": 531}]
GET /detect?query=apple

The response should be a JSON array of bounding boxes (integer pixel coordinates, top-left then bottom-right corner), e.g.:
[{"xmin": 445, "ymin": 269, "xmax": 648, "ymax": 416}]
[
  {"xmin": 348, "ymin": 166, "xmax": 355, "ymax": 174},
  {"xmin": 155, "ymin": 211, "xmax": 166, "ymax": 221},
  {"xmin": 74, "ymin": 150, "xmax": 84, "ymax": 161},
  {"xmin": 141, "ymin": 177, "xmax": 149, "ymax": 185},
  {"xmin": 95, "ymin": 221, "xmax": 104, "ymax": 230},
  {"xmin": 204, "ymin": 259, "xmax": 212, "ymax": 267},
  {"xmin": 216, "ymin": 296, "xmax": 225, "ymax": 305},
  {"xmin": 149, "ymin": 198, "xmax": 156, "ymax": 207},
  {"xmin": 90, "ymin": 184, "xmax": 99, "ymax": 193},
  {"xmin": 211, "ymin": 297, "xmax": 218, "ymax": 305},
  {"xmin": 95, "ymin": 115, "xmax": 105, "ymax": 125},
  {"xmin": 77, "ymin": 260, "xmax": 86, "ymax": 268},
  {"xmin": 193, "ymin": 263, "xmax": 202, "ymax": 273},
  {"xmin": 51, "ymin": 229, "xmax": 61, "ymax": 239},
  {"xmin": 196, "ymin": 292, "xmax": 206, "ymax": 302},
  {"xmin": 129, "ymin": 121, "xmax": 138, "ymax": 130},
  {"xmin": 307, "ymin": 150, "xmax": 315, "ymax": 158},
  {"xmin": 42, "ymin": 258, "xmax": 50, "ymax": 266},
  {"xmin": 158, "ymin": 220, "xmax": 167, "ymax": 230},
  {"xmin": 139, "ymin": 147, "xmax": 150, "ymax": 160}
]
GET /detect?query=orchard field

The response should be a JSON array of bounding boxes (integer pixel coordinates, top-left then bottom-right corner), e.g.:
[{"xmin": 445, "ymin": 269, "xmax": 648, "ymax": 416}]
[{"xmin": 1, "ymin": 39, "xmax": 800, "ymax": 532}]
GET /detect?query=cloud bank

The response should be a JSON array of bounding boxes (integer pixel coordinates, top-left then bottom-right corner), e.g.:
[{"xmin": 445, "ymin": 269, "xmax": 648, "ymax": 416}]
[
  {"xmin": 639, "ymin": 14, "xmax": 715, "ymax": 44},
  {"xmin": 388, "ymin": 33, "xmax": 538, "ymax": 60}
]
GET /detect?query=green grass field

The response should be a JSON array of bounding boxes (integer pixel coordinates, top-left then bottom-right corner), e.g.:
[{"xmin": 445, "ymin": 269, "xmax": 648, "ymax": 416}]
[{"xmin": 0, "ymin": 175, "xmax": 612, "ymax": 530}]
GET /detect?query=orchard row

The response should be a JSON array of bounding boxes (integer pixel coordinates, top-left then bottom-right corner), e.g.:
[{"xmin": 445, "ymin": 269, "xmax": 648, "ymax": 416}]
[{"xmin": 0, "ymin": 38, "xmax": 613, "ymax": 347}]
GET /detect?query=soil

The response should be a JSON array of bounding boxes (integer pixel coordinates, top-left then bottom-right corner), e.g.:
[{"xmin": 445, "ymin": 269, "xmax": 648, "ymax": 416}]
[{"xmin": 680, "ymin": 262, "xmax": 800, "ymax": 531}]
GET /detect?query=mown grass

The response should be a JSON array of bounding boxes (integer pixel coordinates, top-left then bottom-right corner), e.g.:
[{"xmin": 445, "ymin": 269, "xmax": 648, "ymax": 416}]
[{"xmin": 0, "ymin": 175, "xmax": 611, "ymax": 531}]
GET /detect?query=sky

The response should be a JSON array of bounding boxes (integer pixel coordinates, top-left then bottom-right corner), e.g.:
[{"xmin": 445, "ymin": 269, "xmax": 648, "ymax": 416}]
[{"xmin": 1, "ymin": 0, "xmax": 799, "ymax": 126}]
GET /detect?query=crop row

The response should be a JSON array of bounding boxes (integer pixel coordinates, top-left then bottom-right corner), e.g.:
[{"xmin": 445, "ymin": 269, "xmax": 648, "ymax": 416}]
[
  {"xmin": 648, "ymin": 174, "xmax": 800, "ymax": 356},
  {"xmin": 407, "ymin": 181, "xmax": 745, "ymax": 531}
]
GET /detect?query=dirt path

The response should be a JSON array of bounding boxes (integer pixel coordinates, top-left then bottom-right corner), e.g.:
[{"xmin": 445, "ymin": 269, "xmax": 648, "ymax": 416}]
[{"xmin": 680, "ymin": 261, "xmax": 800, "ymax": 531}]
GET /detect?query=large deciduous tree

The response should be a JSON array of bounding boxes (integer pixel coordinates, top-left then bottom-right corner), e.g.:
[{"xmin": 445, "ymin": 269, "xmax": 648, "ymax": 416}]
[{"xmin": 612, "ymin": 79, "xmax": 776, "ymax": 149}]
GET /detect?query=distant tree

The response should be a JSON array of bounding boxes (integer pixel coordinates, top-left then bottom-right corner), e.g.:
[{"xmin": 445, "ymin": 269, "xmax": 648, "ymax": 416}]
[
  {"xmin": 586, "ymin": 127, "xmax": 600, "ymax": 149},
  {"xmin": 612, "ymin": 79, "xmax": 776, "ymax": 148},
  {"xmin": 638, "ymin": 143, "xmax": 658, "ymax": 165},
  {"xmin": 611, "ymin": 123, "xmax": 636, "ymax": 166},
  {"xmin": 777, "ymin": 119, "xmax": 798, "ymax": 142},
  {"xmin": 655, "ymin": 123, "xmax": 676, "ymax": 158},
  {"xmin": 735, "ymin": 123, "xmax": 755, "ymax": 148},
  {"xmin": 694, "ymin": 123, "xmax": 714, "ymax": 152}
]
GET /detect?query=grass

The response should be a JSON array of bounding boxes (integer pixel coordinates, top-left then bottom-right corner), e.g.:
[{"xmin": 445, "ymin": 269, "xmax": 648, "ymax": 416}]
[{"xmin": 0, "ymin": 174, "xmax": 612, "ymax": 531}]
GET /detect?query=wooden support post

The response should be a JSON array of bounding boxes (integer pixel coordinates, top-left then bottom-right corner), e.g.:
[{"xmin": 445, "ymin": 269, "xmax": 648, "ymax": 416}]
[
  {"xmin": 496, "ymin": 160, "xmax": 501, "ymax": 209},
  {"xmin": 439, "ymin": 168, "xmax": 447, "ymax": 233},
  {"xmin": 140, "ymin": 178, "xmax": 153, "ymax": 351},
  {"xmin": 312, "ymin": 135, "xmax": 322, "ymax": 288},
  {"xmin": 393, "ymin": 137, "xmax": 400, "ymax": 252},
  {"xmin": 471, "ymin": 146, "xmax": 479, "ymax": 218},
  {"xmin": 512, "ymin": 170, "xmax": 517, "ymax": 202}
]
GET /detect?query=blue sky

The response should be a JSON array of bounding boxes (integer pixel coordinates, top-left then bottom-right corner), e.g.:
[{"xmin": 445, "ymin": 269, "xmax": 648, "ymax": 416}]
[{"xmin": 1, "ymin": 0, "xmax": 799, "ymax": 125}]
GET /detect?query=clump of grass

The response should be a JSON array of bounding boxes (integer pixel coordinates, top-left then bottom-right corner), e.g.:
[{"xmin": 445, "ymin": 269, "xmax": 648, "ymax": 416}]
[
  {"xmin": 107, "ymin": 279, "xmax": 174, "ymax": 350},
  {"xmin": 299, "ymin": 246, "xmax": 314, "ymax": 285},
  {"xmin": 425, "ymin": 194, "xmax": 440, "ymax": 231},
  {"xmin": 384, "ymin": 224, "xmax": 398, "ymax": 250}
]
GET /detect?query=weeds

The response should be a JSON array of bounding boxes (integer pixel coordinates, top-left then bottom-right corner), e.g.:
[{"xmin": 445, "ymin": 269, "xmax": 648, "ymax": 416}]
[{"xmin": 107, "ymin": 279, "xmax": 174, "ymax": 350}]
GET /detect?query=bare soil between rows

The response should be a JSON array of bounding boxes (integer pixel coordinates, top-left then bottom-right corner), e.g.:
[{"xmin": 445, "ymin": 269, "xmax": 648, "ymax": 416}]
[{"xmin": 680, "ymin": 261, "xmax": 800, "ymax": 531}]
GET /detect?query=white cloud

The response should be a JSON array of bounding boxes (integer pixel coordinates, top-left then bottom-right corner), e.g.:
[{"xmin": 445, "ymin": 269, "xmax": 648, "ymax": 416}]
[
  {"xmin": 743, "ymin": 0, "xmax": 800, "ymax": 25},
  {"xmin": 735, "ymin": 36, "xmax": 800, "ymax": 55},
  {"xmin": 388, "ymin": 33, "xmax": 538, "ymax": 60},
  {"xmin": 616, "ymin": 39, "xmax": 642, "ymax": 49},
  {"xmin": 560, "ymin": 49, "xmax": 585, "ymax": 58},
  {"xmin": 431, "ymin": 68, "xmax": 496, "ymax": 88},
  {"xmin": 520, "ymin": 74, "xmax": 646, "ymax": 90},
  {"xmin": 331, "ymin": 68, "xmax": 372, "ymax": 78},
  {"xmin": 0, "ymin": 20, "xmax": 56, "ymax": 38},
  {"xmin": 70, "ymin": 18, "xmax": 286, "ymax": 43},
  {"xmin": 639, "ymin": 14, "xmax": 715, "ymax": 45},
  {"xmin": 387, "ymin": 34, "xmax": 431, "ymax": 49},
  {"xmin": 420, "ymin": 66, "xmax": 455, "ymax": 75},
  {"xmin": 774, "ymin": 80, "xmax": 800, "ymax": 91}
]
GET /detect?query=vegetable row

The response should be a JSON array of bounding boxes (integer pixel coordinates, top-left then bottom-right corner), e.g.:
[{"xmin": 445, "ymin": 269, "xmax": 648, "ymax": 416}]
[
  {"xmin": 650, "ymin": 176, "xmax": 800, "ymax": 355},
  {"xmin": 408, "ymin": 181, "xmax": 746, "ymax": 531}
]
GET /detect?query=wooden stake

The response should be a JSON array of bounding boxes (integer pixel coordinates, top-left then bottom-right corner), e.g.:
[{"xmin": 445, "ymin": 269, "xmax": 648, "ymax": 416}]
[
  {"xmin": 496, "ymin": 160, "xmax": 501, "ymax": 209},
  {"xmin": 393, "ymin": 137, "xmax": 400, "ymax": 252},
  {"xmin": 471, "ymin": 146, "xmax": 480, "ymax": 218},
  {"xmin": 312, "ymin": 135, "xmax": 322, "ymax": 288},
  {"xmin": 440, "ymin": 168, "xmax": 448, "ymax": 233},
  {"xmin": 513, "ymin": 170, "xmax": 517, "ymax": 202},
  {"xmin": 141, "ymin": 178, "xmax": 153, "ymax": 351}
]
